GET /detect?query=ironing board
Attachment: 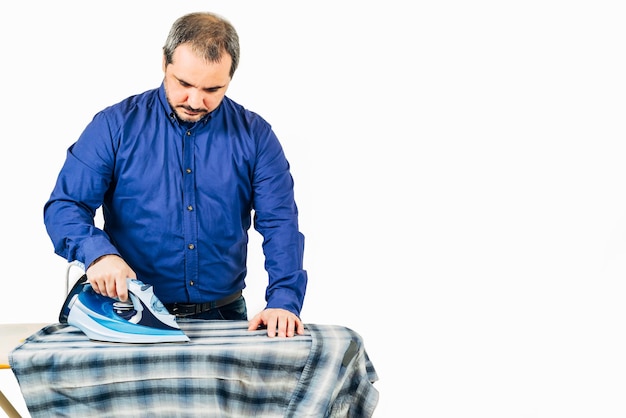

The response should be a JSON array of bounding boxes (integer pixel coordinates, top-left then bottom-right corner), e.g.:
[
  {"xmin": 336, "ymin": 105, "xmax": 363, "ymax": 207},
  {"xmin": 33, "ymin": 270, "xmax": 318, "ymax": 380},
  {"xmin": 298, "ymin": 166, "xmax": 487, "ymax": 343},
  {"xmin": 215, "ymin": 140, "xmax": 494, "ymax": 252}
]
[
  {"xmin": 9, "ymin": 320, "xmax": 379, "ymax": 417},
  {"xmin": 0, "ymin": 323, "xmax": 49, "ymax": 418}
]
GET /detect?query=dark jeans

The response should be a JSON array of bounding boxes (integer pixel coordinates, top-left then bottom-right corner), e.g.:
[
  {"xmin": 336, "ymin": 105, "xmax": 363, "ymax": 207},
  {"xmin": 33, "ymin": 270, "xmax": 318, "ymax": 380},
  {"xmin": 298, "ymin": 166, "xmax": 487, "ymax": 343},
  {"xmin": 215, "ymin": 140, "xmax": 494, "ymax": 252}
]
[{"xmin": 186, "ymin": 295, "xmax": 248, "ymax": 320}]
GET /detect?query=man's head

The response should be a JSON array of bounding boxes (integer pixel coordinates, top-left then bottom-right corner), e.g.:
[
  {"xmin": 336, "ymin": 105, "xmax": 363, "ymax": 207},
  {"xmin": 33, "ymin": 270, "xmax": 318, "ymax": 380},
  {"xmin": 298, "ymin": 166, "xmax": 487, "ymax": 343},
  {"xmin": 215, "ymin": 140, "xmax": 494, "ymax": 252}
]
[{"xmin": 162, "ymin": 12, "xmax": 240, "ymax": 122}]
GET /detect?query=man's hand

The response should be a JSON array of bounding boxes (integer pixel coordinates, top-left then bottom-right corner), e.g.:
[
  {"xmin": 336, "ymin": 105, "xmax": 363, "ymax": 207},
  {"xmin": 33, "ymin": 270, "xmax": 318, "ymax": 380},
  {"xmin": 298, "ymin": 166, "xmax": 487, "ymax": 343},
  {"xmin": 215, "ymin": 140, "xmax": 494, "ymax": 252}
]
[
  {"xmin": 86, "ymin": 254, "xmax": 136, "ymax": 302},
  {"xmin": 248, "ymin": 308, "xmax": 305, "ymax": 338}
]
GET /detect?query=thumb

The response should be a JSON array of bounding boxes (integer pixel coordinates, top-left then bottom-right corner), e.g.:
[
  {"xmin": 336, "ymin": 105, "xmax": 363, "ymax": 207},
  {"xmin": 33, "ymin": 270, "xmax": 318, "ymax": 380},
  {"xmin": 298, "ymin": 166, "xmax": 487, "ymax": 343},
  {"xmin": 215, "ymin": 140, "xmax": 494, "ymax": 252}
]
[{"xmin": 247, "ymin": 313, "xmax": 263, "ymax": 331}]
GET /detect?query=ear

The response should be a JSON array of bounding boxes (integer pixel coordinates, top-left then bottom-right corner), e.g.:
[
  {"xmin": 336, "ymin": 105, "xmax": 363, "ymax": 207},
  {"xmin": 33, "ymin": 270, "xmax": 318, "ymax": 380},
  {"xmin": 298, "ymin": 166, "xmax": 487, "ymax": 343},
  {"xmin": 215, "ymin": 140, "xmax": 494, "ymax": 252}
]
[{"xmin": 162, "ymin": 54, "xmax": 167, "ymax": 73}]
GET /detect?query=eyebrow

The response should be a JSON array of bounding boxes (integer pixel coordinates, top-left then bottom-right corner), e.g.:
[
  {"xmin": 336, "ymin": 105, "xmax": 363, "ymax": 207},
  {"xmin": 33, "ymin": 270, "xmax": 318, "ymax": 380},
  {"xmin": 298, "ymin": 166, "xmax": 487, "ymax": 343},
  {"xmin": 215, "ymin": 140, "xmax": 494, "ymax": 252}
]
[{"xmin": 176, "ymin": 76, "xmax": 226, "ymax": 91}]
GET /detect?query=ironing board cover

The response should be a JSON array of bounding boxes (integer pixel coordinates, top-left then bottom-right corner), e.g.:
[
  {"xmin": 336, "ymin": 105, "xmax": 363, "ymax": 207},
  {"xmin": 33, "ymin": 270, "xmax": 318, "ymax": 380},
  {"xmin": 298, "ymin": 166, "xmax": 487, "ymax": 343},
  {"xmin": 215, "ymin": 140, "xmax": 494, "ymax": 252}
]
[{"xmin": 9, "ymin": 320, "xmax": 379, "ymax": 417}]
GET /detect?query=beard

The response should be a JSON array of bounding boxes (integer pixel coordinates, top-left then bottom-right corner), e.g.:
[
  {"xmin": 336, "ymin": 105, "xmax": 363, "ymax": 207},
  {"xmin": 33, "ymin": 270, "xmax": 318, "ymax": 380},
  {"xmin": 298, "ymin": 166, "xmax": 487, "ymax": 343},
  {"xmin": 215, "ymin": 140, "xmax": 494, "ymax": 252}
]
[
  {"xmin": 174, "ymin": 105, "xmax": 208, "ymax": 122},
  {"xmin": 164, "ymin": 88, "xmax": 208, "ymax": 123}
]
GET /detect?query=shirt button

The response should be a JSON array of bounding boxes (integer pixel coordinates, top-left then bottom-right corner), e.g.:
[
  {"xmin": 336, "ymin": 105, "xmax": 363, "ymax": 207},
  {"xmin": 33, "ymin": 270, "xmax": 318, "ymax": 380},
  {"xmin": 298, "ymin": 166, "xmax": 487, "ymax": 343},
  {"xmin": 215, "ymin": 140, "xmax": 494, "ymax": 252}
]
[
  {"xmin": 188, "ymin": 244, "xmax": 195, "ymax": 250},
  {"xmin": 190, "ymin": 281, "xmax": 194, "ymax": 286},
  {"xmin": 187, "ymin": 205, "xmax": 193, "ymax": 211},
  {"xmin": 186, "ymin": 131, "xmax": 192, "ymax": 136},
  {"xmin": 186, "ymin": 168, "xmax": 192, "ymax": 174}
]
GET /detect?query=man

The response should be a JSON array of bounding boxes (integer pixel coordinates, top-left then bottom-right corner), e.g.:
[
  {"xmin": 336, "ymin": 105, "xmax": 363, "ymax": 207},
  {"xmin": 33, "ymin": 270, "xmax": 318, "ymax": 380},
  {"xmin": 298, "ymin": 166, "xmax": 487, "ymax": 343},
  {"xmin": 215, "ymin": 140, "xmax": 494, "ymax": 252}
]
[{"xmin": 44, "ymin": 12, "xmax": 307, "ymax": 338}]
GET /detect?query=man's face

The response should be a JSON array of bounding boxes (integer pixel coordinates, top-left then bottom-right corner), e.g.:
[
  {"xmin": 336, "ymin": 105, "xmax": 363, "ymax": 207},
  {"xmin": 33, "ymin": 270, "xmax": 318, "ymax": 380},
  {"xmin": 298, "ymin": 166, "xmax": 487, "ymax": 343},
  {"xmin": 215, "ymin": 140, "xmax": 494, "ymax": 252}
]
[{"xmin": 163, "ymin": 43, "xmax": 232, "ymax": 123}]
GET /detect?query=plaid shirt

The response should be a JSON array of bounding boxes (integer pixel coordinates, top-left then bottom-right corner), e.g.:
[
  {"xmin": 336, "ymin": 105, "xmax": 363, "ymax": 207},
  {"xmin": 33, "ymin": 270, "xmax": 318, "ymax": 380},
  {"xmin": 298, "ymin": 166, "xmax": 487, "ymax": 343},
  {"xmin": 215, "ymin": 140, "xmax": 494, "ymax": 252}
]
[{"xmin": 10, "ymin": 320, "xmax": 378, "ymax": 417}]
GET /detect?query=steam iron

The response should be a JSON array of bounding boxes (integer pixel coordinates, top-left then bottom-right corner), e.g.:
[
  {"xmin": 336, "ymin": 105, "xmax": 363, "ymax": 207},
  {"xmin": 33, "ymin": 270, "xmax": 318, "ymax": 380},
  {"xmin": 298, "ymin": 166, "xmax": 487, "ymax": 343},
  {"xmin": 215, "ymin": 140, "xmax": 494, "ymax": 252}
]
[{"xmin": 59, "ymin": 275, "xmax": 189, "ymax": 344}]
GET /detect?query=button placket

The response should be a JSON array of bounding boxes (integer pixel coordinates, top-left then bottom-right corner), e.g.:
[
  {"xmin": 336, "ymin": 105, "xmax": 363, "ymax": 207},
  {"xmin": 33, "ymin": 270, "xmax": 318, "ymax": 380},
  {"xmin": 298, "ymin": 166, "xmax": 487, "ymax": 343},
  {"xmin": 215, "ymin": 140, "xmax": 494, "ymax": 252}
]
[{"xmin": 182, "ymin": 128, "xmax": 199, "ymax": 297}]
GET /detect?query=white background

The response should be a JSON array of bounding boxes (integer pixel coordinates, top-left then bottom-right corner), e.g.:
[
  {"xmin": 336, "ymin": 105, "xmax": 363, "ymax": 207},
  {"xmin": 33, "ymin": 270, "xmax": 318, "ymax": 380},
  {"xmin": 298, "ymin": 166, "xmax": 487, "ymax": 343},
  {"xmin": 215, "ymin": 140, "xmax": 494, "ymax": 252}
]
[{"xmin": 1, "ymin": 1, "xmax": 626, "ymax": 417}]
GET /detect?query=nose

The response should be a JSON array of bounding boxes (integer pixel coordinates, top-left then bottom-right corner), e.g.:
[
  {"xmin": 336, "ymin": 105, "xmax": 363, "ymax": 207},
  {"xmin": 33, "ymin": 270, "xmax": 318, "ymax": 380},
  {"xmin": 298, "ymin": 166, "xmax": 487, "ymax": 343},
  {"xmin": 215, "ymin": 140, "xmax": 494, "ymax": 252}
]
[{"xmin": 186, "ymin": 89, "xmax": 204, "ymax": 111}]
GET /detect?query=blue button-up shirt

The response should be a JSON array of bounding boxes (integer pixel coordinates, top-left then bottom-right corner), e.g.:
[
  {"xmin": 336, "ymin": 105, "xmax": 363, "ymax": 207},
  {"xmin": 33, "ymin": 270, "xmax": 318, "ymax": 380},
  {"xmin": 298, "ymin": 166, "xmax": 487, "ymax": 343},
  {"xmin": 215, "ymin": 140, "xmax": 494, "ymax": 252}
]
[{"xmin": 44, "ymin": 84, "xmax": 307, "ymax": 315}]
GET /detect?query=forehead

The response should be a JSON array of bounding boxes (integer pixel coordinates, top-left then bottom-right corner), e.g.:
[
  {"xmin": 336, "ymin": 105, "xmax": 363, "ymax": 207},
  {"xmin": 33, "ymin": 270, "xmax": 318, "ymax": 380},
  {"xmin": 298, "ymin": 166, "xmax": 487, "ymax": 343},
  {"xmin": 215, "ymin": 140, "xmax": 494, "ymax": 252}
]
[{"xmin": 168, "ymin": 44, "xmax": 232, "ymax": 86}]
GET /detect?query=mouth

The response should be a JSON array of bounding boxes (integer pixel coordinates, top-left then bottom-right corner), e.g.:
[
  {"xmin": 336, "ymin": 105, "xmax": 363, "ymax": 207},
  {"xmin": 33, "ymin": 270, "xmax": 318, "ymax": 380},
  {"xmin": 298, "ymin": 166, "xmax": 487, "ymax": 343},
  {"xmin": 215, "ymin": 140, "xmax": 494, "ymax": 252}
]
[{"xmin": 179, "ymin": 106, "xmax": 207, "ymax": 118}]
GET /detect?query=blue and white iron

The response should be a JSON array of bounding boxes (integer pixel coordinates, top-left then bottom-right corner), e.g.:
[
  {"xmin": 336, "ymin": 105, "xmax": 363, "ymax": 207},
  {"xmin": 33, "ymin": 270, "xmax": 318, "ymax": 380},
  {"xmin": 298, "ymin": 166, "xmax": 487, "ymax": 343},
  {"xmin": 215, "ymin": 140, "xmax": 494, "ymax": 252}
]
[{"xmin": 59, "ymin": 275, "xmax": 189, "ymax": 344}]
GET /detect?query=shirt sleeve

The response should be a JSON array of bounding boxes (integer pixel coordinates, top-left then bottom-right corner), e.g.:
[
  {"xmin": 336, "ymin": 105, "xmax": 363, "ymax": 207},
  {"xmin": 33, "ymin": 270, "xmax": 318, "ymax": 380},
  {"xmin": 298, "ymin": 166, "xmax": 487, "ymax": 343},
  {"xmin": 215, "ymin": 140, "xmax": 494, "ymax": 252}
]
[
  {"xmin": 251, "ymin": 121, "xmax": 308, "ymax": 316},
  {"xmin": 43, "ymin": 111, "xmax": 121, "ymax": 268}
]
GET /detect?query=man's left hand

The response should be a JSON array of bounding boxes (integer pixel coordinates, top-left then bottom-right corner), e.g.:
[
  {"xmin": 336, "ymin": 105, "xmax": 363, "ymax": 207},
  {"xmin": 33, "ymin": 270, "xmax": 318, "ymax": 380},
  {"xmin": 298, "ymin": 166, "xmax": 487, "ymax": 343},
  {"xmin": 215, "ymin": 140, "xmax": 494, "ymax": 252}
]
[{"xmin": 248, "ymin": 308, "xmax": 304, "ymax": 338}]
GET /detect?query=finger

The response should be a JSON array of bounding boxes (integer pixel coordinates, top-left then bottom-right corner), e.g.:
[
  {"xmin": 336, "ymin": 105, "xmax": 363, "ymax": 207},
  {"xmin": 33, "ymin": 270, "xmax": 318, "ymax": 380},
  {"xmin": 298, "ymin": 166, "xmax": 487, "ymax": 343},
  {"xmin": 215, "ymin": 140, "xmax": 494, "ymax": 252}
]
[
  {"xmin": 247, "ymin": 314, "xmax": 262, "ymax": 331},
  {"xmin": 277, "ymin": 315, "xmax": 287, "ymax": 338},
  {"xmin": 286, "ymin": 316, "xmax": 295, "ymax": 338},
  {"xmin": 104, "ymin": 278, "xmax": 118, "ymax": 299},
  {"xmin": 89, "ymin": 281, "xmax": 101, "ymax": 295},
  {"xmin": 87, "ymin": 276, "xmax": 103, "ymax": 295},
  {"xmin": 266, "ymin": 315, "xmax": 278, "ymax": 338},
  {"xmin": 296, "ymin": 318, "xmax": 305, "ymax": 335},
  {"xmin": 116, "ymin": 277, "xmax": 129, "ymax": 302}
]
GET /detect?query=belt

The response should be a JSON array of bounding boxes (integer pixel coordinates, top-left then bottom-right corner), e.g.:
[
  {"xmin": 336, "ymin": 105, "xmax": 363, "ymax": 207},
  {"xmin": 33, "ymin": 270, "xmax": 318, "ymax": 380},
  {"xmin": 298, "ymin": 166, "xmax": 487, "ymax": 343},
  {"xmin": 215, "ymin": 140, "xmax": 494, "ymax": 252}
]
[{"xmin": 164, "ymin": 290, "xmax": 242, "ymax": 317}]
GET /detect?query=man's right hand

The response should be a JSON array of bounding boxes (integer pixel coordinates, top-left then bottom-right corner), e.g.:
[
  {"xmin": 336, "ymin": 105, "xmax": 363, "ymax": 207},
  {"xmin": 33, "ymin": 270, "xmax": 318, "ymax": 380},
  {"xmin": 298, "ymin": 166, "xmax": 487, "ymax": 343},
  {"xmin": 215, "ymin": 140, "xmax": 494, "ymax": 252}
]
[{"xmin": 86, "ymin": 254, "xmax": 136, "ymax": 302}]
